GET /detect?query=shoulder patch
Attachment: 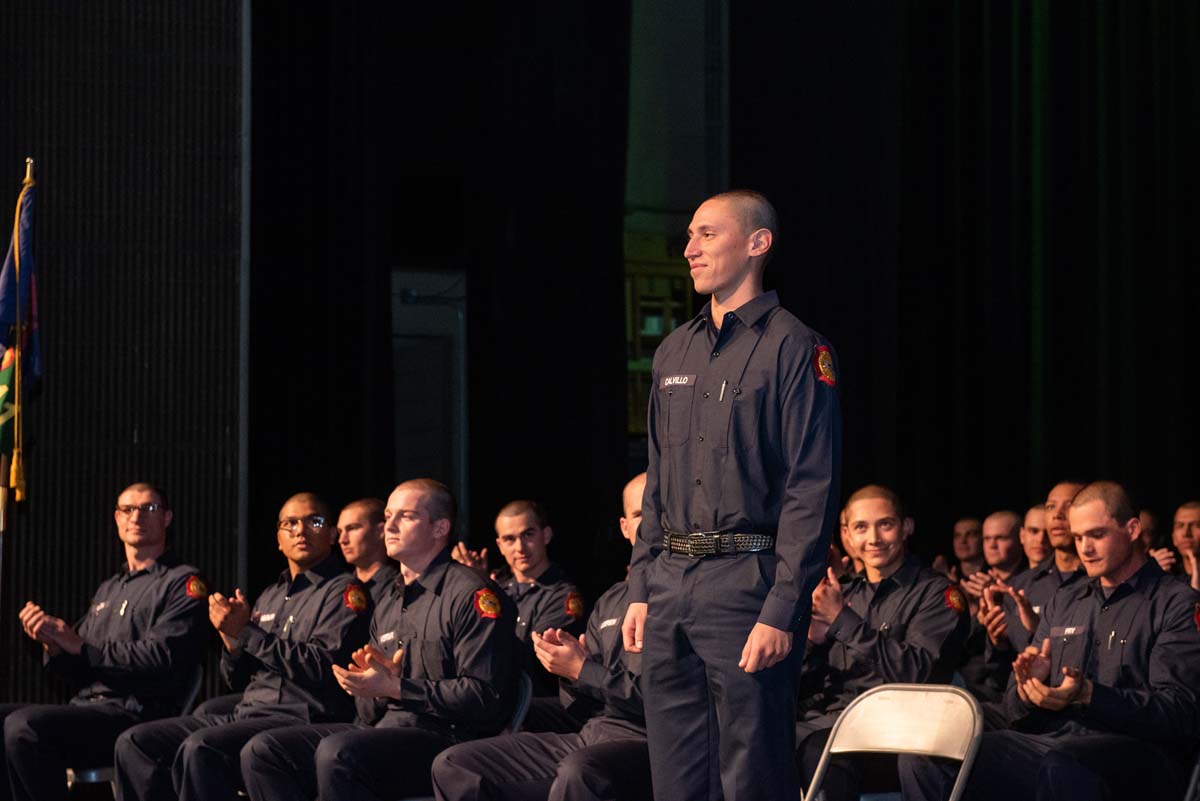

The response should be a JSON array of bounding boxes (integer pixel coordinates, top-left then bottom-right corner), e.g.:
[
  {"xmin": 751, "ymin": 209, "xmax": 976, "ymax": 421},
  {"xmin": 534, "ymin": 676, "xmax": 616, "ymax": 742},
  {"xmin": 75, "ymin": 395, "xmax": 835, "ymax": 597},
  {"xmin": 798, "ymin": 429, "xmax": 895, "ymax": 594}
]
[
  {"xmin": 565, "ymin": 591, "xmax": 585, "ymax": 619},
  {"xmin": 814, "ymin": 345, "xmax": 837, "ymax": 387},
  {"xmin": 474, "ymin": 588, "xmax": 501, "ymax": 619},
  {"xmin": 185, "ymin": 575, "xmax": 208, "ymax": 600},
  {"xmin": 1194, "ymin": 603, "xmax": 1200, "ymax": 633},
  {"xmin": 944, "ymin": 585, "xmax": 967, "ymax": 614},
  {"xmin": 343, "ymin": 584, "xmax": 368, "ymax": 614}
]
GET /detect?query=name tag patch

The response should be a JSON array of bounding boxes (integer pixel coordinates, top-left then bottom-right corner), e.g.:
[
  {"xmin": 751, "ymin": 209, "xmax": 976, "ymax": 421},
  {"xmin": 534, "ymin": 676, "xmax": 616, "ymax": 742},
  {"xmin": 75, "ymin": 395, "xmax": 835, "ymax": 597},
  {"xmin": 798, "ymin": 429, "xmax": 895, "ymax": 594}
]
[
  {"xmin": 599, "ymin": 618, "xmax": 619, "ymax": 630},
  {"xmin": 660, "ymin": 374, "xmax": 696, "ymax": 389},
  {"xmin": 258, "ymin": 612, "xmax": 276, "ymax": 624},
  {"xmin": 380, "ymin": 631, "xmax": 396, "ymax": 643}
]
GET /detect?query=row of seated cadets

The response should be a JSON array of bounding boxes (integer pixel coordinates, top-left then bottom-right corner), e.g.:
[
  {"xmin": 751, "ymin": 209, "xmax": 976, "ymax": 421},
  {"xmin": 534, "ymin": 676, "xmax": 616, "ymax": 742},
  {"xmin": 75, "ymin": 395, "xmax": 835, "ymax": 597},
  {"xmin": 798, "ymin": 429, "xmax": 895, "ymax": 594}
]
[
  {"xmin": 797, "ymin": 484, "xmax": 971, "ymax": 801},
  {"xmin": 432, "ymin": 473, "xmax": 651, "ymax": 801},
  {"xmin": 901, "ymin": 479, "xmax": 1200, "ymax": 801}
]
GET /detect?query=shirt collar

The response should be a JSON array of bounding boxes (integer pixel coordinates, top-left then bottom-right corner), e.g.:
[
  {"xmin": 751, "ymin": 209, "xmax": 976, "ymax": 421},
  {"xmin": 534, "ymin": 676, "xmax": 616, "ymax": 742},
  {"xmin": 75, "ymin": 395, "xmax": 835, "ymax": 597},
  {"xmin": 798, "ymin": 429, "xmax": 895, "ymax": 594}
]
[
  {"xmin": 122, "ymin": 550, "xmax": 180, "ymax": 579},
  {"xmin": 694, "ymin": 290, "xmax": 781, "ymax": 331},
  {"xmin": 407, "ymin": 548, "xmax": 454, "ymax": 594},
  {"xmin": 278, "ymin": 553, "xmax": 345, "ymax": 587},
  {"xmin": 1087, "ymin": 556, "xmax": 1161, "ymax": 598}
]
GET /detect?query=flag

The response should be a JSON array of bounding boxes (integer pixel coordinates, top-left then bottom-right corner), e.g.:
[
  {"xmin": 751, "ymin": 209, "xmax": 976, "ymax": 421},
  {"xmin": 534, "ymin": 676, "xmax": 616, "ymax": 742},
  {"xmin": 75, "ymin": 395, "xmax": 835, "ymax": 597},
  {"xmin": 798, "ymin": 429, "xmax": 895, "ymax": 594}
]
[{"xmin": 0, "ymin": 159, "xmax": 38, "ymax": 500}]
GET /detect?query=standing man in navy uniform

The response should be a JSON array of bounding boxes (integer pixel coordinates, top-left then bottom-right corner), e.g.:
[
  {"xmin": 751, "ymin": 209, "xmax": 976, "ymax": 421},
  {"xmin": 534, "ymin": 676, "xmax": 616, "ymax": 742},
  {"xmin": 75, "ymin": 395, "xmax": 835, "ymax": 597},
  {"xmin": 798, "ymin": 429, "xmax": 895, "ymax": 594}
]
[
  {"xmin": 622, "ymin": 190, "xmax": 842, "ymax": 801},
  {"xmin": 2, "ymin": 483, "xmax": 208, "ymax": 801}
]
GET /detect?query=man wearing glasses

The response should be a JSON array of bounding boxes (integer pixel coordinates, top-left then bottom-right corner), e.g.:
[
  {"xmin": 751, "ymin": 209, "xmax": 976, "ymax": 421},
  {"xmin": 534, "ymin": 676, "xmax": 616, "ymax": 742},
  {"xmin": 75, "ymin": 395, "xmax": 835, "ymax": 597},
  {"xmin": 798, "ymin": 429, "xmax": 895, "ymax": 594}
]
[
  {"xmin": 113, "ymin": 492, "xmax": 371, "ymax": 801},
  {"xmin": 2, "ymin": 482, "xmax": 209, "ymax": 801}
]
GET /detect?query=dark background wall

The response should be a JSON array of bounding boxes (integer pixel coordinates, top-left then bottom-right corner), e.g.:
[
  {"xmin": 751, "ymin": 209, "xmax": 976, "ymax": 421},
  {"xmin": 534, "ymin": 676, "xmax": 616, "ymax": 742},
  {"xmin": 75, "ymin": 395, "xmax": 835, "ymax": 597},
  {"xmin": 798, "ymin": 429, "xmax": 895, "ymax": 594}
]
[
  {"xmin": 0, "ymin": 2, "xmax": 242, "ymax": 701},
  {"xmin": 1, "ymin": 1, "xmax": 1197, "ymax": 703}
]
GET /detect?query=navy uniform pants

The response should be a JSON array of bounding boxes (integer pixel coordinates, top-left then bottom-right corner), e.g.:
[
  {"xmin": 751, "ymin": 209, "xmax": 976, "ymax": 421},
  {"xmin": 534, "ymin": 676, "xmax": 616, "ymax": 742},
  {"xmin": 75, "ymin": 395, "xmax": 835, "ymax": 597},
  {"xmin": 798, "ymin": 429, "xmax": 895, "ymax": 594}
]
[
  {"xmin": 242, "ymin": 722, "xmax": 453, "ymax": 801},
  {"xmin": 113, "ymin": 710, "xmax": 302, "ymax": 801},
  {"xmin": 643, "ymin": 553, "xmax": 800, "ymax": 801},
  {"xmin": 899, "ymin": 729, "xmax": 1187, "ymax": 801},
  {"xmin": 431, "ymin": 726, "xmax": 650, "ymax": 801},
  {"xmin": 0, "ymin": 701, "xmax": 140, "ymax": 801}
]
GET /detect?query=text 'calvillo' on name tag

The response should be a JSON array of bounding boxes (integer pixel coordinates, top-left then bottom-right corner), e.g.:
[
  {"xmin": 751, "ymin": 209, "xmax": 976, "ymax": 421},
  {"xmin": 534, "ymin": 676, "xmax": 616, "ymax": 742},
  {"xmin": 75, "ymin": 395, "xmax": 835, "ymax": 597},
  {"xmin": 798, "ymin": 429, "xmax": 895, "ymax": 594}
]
[{"xmin": 660, "ymin": 374, "xmax": 697, "ymax": 389}]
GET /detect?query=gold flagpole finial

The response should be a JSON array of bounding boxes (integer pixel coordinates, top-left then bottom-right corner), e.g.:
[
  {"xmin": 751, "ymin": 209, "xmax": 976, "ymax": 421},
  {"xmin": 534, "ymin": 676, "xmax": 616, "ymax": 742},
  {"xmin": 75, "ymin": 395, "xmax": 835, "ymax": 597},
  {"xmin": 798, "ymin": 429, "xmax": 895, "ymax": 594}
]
[{"xmin": 23, "ymin": 158, "xmax": 33, "ymax": 185}]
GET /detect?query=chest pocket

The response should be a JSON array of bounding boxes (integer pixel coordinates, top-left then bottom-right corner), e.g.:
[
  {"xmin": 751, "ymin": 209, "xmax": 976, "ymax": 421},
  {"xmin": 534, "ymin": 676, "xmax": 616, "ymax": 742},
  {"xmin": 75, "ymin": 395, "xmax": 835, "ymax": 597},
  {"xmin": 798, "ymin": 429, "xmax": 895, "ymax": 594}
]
[
  {"xmin": 662, "ymin": 384, "xmax": 695, "ymax": 447},
  {"xmin": 878, "ymin": 621, "xmax": 908, "ymax": 640},
  {"xmin": 409, "ymin": 639, "xmax": 451, "ymax": 680},
  {"xmin": 1049, "ymin": 625, "xmax": 1090, "ymax": 681}
]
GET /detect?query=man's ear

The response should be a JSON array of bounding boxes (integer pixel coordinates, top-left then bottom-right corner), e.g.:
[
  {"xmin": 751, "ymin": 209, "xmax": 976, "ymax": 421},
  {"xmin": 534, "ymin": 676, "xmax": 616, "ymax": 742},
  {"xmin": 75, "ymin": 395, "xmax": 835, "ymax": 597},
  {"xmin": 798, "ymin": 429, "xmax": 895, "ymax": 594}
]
[
  {"xmin": 163, "ymin": 509, "xmax": 174, "ymax": 529},
  {"xmin": 543, "ymin": 526, "xmax": 554, "ymax": 544},
  {"xmin": 748, "ymin": 228, "xmax": 773, "ymax": 257},
  {"xmin": 434, "ymin": 518, "xmax": 452, "ymax": 542},
  {"xmin": 901, "ymin": 517, "xmax": 916, "ymax": 541}
]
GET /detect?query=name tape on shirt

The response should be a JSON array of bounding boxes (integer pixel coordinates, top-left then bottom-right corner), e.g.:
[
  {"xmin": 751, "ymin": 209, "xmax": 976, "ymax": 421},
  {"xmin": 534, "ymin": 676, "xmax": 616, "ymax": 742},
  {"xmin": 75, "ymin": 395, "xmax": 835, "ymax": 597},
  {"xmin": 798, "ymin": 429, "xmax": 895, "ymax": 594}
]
[
  {"xmin": 599, "ymin": 617, "xmax": 619, "ymax": 630},
  {"xmin": 1050, "ymin": 626, "xmax": 1085, "ymax": 637},
  {"xmin": 1195, "ymin": 603, "xmax": 1200, "ymax": 632},
  {"xmin": 380, "ymin": 631, "xmax": 396, "ymax": 644},
  {"xmin": 257, "ymin": 612, "xmax": 276, "ymax": 624},
  {"xmin": 660, "ymin": 374, "xmax": 697, "ymax": 389}
]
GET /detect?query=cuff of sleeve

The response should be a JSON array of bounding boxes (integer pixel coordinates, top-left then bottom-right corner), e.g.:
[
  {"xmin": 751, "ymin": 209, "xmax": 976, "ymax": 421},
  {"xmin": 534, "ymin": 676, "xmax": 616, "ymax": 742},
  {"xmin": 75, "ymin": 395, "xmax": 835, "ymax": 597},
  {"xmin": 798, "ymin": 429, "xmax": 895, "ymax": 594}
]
[
  {"xmin": 237, "ymin": 624, "xmax": 265, "ymax": 655},
  {"xmin": 826, "ymin": 606, "xmax": 863, "ymax": 643},
  {"xmin": 80, "ymin": 643, "xmax": 104, "ymax": 667},
  {"xmin": 1080, "ymin": 681, "xmax": 1119, "ymax": 725},
  {"xmin": 577, "ymin": 659, "xmax": 607, "ymax": 691},
  {"xmin": 629, "ymin": 574, "xmax": 648, "ymax": 604},
  {"xmin": 757, "ymin": 593, "xmax": 802, "ymax": 632}
]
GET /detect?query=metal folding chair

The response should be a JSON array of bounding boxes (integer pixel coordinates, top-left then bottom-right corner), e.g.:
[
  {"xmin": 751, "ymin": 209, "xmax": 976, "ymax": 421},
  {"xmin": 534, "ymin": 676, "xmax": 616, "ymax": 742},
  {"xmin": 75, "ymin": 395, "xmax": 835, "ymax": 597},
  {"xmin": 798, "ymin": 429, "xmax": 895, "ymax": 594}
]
[{"xmin": 803, "ymin": 683, "xmax": 984, "ymax": 801}]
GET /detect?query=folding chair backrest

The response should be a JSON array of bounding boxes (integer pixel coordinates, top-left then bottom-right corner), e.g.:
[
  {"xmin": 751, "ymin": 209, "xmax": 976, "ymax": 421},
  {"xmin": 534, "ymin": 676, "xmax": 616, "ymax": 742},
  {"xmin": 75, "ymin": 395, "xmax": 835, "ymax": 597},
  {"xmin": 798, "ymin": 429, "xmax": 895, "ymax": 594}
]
[{"xmin": 827, "ymin": 684, "xmax": 981, "ymax": 760}]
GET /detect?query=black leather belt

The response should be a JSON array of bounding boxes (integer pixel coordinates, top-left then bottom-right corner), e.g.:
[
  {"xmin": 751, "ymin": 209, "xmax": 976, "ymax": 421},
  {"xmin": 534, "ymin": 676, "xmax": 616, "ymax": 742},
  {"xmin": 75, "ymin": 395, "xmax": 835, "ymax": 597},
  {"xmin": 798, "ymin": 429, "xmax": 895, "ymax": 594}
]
[{"xmin": 663, "ymin": 531, "xmax": 775, "ymax": 558}]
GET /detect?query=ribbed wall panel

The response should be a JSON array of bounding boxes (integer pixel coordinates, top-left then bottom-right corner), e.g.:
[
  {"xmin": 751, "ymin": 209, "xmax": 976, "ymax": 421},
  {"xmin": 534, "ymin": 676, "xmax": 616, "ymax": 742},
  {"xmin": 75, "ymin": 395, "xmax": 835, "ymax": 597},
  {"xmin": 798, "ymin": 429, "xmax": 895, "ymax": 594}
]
[{"xmin": 0, "ymin": 2, "xmax": 241, "ymax": 702}]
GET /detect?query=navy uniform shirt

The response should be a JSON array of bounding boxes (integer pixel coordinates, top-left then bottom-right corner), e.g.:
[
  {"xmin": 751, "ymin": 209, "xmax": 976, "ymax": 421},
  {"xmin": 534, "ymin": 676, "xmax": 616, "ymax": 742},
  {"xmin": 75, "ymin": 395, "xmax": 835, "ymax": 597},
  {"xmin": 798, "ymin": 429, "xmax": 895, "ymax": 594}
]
[
  {"xmin": 498, "ymin": 562, "xmax": 585, "ymax": 696},
  {"xmin": 559, "ymin": 579, "xmax": 644, "ymax": 740},
  {"xmin": 367, "ymin": 549, "xmax": 517, "ymax": 741},
  {"xmin": 1002, "ymin": 559, "xmax": 1200, "ymax": 762},
  {"xmin": 629, "ymin": 290, "xmax": 842, "ymax": 631},
  {"xmin": 48, "ymin": 551, "xmax": 208, "ymax": 718},
  {"xmin": 797, "ymin": 555, "xmax": 971, "ymax": 730},
  {"xmin": 988, "ymin": 557, "xmax": 1086, "ymax": 659},
  {"xmin": 222, "ymin": 556, "xmax": 370, "ymax": 722},
  {"xmin": 363, "ymin": 561, "xmax": 399, "ymax": 606}
]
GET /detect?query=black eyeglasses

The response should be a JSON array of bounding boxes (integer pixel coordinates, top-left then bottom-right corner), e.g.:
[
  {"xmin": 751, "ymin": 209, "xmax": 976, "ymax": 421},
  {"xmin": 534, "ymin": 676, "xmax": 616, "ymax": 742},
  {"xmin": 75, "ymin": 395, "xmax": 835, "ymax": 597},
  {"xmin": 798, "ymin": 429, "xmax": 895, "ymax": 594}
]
[
  {"xmin": 278, "ymin": 514, "xmax": 327, "ymax": 534},
  {"xmin": 116, "ymin": 503, "xmax": 163, "ymax": 516}
]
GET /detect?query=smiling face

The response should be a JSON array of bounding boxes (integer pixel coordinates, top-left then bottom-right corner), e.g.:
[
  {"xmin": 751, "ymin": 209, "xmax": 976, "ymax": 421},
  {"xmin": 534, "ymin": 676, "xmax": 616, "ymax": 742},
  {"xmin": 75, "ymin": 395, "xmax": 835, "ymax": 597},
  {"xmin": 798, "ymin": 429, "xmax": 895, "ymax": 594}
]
[
  {"xmin": 683, "ymin": 197, "xmax": 767, "ymax": 304},
  {"xmin": 495, "ymin": 511, "xmax": 552, "ymax": 581},
  {"xmin": 846, "ymin": 496, "xmax": 912, "ymax": 580},
  {"xmin": 1070, "ymin": 498, "xmax": 1141, "ymax": 586}
]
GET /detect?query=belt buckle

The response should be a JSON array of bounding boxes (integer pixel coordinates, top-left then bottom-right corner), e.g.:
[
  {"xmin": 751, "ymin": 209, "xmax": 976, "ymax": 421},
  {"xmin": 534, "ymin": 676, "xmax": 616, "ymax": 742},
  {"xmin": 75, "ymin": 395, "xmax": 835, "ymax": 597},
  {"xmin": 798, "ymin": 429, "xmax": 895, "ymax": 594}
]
[{"xmin": 686, "ymin": 536, "xmax": 707, "ymax": 558}]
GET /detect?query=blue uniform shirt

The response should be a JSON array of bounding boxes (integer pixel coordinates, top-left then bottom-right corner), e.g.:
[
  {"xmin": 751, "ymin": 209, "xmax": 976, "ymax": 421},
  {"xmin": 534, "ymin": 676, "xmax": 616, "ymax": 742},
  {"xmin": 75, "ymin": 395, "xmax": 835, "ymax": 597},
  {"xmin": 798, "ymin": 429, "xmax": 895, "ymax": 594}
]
[{"xmin": 629, "ymin": 290, "xmax": 842, "ymax": 632}]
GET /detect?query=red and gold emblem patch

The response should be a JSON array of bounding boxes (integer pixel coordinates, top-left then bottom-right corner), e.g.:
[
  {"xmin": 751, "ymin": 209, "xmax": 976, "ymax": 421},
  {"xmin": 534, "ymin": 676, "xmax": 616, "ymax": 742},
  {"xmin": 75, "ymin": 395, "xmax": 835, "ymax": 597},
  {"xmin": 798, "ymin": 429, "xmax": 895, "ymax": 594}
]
[
  {"xmin": 565, "ymin": 592, "xmax": 584, "ymax": 619},
  {"xmin": 185, "ymin": 575, "xmax": 208, "ymax": 600},
  {"xmin": 944, "ymin": 585, "xmax": 967, "ymax": 614},
  {"xmin": 814, "ymin": 346, "xmax": 837, "ymax": 387},
  {"xmin": 343, "ymin": 584, "xmax": 368, "ymax": 614},
  {"xmin": 474, "ymin": 588, "xmax": 501, "ymax": 619},
  {"xmin": 1194, "ymin": 603, "xmax": 1200, "ymax": 632}
]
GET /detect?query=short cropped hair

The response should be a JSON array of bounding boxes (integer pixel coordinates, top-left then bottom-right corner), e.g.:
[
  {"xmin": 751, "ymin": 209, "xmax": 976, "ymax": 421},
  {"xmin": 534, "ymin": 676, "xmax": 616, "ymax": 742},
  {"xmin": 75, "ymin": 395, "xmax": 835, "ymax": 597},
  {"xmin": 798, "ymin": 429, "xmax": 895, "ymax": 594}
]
[
  {"xmin": 342, "ymin": 497, "xmax": 385, "ymax": 525},
  {"xmin": 283, "ymin": 492, "xmax": 332, "ymax": 521},
  {"xmin": 710, "ymin": 189, "xmax": 779, "ymax": 237},
  {"xmin": 397, "ymin": 479, "xmax": 456, "ymax": 527},
  {"xmin": 845, "ymin": 484, "xmax": 906, "ymax": 521},
  {"xmin": 496, "ymin": 499, "xmax": 549, "ymax": 529},
  {"xmin": 1071, "ymin": 481, "xmax": 1136, "ymax": 525},
  {"xmin": 1178, "ymin": 501, "xmax": 1200, "ymax": 513},
  {"xmin": 122, "ymin": 482, "xmax": 170, "ymax": 510}
]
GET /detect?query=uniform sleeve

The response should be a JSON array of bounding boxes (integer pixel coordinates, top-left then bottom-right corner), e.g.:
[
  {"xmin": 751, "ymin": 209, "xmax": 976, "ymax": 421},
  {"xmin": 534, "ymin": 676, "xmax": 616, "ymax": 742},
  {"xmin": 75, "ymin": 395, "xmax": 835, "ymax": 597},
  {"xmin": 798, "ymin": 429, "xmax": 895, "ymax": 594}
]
[
  {"xmin": 236, "ymin": 579, "xmax": 370, "ymax": 691},
  {"xmin": 629, "ymin": 363, "xmax": 665, "ymax": 604},
  {"xmin": 397, "ymin": 586, "xmax": 515, "ymax": 724},
  {"xmin": 825, "ymin": 578, "xmax": 970, "ymax": 683},
  {"xmin": 1081, "ymin": 589, "xmax": 1200, "ymax": 740},
  {"xmin": 757, "ymin": 340, "xmax": 842, "ymax": 631},
  {"xmin": 534, "ymin": 583, "xmax": 586, "ymax": 637},
  {"xmin": 76, "ymin": 571, "xmax": 207, "ymax": 679},
  {"xmin": 1001, "ymin": 589, "xmax": 1058, "ymax": 725},
  {"xmin": 570, "ymin": 602, "xmax": 643, "ymax": 718}
]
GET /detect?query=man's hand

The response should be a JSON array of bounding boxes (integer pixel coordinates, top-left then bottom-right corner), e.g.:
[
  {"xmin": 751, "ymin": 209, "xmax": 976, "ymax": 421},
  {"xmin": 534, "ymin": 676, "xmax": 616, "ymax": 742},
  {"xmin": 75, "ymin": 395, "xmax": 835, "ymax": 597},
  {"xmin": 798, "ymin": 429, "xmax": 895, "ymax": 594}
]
[
  {"xmin": 533, "ymin": 628, "xmax": 587, "ymax": 681},
  {"xmin": 210, "ymin": 590, "xmax": 251, "ymax": 650},
  {"xmin": 18, "ymin": 602, "xmax": 76, "ymax": 656},
  {"xmin": 738, "ymin": 622, "xmax": 792, "ymax": 673},
  {"xmin": 1021, "ymin": 665, "xmax": 1092, "ymax": 711},
  {"xmin": 1149, "ymin": 547, "xmax": 1177, "ymax": 574},
  {"xmin": 1012, "ymin": 637, "xmax": 1052, "ymax": 703},
  {"xmin": 977, "ymin": 591, "xmax": 1010, "ymax": 650},
  {"xmin": 451, "ymin": 542, "xmax": 490, "ymax": 581},
  {"xmin": 333, "ymin": 653, "xmax": 402, "ymax": 700},
  {"xmin": 960, "ymin": 570, "xmax": 995, "ymax": 600},
  {"xmin": 1007, "ymin": 586, "xmax": 1039, "ymax": 635},
  {"xmin": 811, "ymin": 567, "xmax": 845, "ymax": 624},
  {"xmin": 622, "ymin": 602, "xmax": 647, "ymax": 653},
  {"xmin": 348, "ymin": 644, "xmax": 403, "ymax": 676}
]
